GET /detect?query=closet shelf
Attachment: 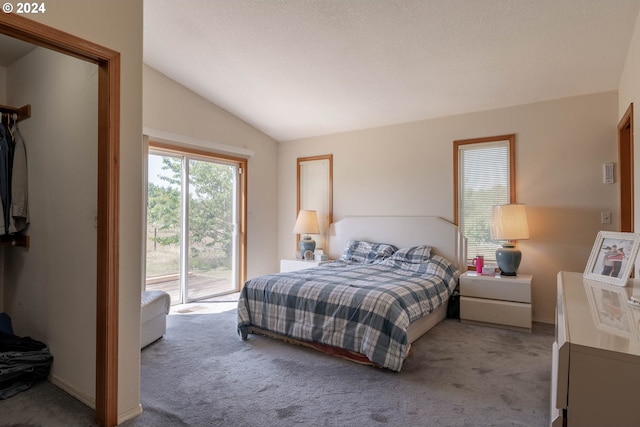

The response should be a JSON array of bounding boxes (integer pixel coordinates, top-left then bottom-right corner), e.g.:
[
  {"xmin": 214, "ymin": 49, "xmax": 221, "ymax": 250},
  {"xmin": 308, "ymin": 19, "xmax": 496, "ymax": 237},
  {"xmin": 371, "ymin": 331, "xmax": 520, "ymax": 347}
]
[
  {"xmin": 0, "ymin": 234, "xmax": 29, "ymax": 248},
  {"xmin": 0, "ymin": 104, "xmax": 31, "ymax": 122}
]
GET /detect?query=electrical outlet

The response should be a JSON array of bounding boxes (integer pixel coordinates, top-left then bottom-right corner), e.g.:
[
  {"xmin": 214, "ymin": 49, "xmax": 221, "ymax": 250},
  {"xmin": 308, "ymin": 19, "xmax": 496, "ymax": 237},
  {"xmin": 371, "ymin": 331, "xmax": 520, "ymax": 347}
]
[{"xmin": 601, "ymin": 211, "xmax": 612, "ymax": 224}]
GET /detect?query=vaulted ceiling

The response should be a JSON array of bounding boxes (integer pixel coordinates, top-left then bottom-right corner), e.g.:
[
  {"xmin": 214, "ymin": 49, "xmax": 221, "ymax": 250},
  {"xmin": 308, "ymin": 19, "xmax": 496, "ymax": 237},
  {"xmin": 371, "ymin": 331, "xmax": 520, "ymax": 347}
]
[{"xmin": 145, "ymin": 0, "xmax": 640, "ymax": 141}]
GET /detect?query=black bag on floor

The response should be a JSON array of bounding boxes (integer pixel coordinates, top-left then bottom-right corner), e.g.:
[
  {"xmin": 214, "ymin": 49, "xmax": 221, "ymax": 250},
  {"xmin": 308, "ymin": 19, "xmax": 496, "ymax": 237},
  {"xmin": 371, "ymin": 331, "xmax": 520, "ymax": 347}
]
[
  {"xmin": 447, "ymin": 289, "xmax": 460, "ymax": 319},
  {"xmin": 0, "ymin": 331, "xmax": 53, "ymax": 399}
]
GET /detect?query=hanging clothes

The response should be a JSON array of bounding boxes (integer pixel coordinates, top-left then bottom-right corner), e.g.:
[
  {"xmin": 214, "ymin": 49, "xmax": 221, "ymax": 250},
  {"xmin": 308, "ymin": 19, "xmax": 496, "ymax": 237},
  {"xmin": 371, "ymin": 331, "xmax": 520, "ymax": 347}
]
[
  {"xmin": 0, "ymin": 119, "xmax": 12, "ymax": 235},
  {"xmin": 9, "ymin": 122, "xmax": 28, "ymax": 234},
  {"xmin": 0, "ymin": 112, "xmax": 29, "ymax": 236}
]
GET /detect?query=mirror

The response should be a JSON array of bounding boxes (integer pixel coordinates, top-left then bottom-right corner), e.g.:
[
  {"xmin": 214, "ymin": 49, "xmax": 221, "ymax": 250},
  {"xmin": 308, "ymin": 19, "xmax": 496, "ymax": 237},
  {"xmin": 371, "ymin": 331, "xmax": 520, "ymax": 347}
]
[{"xmin": 297, "ymin": 154, "xmax": 333, "ymax": 256}]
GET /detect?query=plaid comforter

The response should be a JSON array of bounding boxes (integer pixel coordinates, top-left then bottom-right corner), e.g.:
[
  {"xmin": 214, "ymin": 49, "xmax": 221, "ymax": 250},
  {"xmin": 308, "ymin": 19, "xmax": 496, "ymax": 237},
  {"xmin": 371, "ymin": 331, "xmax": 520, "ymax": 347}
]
[{"xmin": 237, "ymin": 255, "xmax": 459, "ymax": 372}]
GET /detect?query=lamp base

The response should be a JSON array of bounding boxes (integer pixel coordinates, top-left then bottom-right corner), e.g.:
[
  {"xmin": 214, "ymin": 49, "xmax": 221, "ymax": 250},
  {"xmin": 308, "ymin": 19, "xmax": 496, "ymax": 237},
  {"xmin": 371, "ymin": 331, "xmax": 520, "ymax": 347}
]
[
  {"xmin": 495, "ymin": 243, "xmax": 522, "ymax": 276},
  {"xmin": 299, "ymin": 236, "xmax": 316, "ymax": 255}
]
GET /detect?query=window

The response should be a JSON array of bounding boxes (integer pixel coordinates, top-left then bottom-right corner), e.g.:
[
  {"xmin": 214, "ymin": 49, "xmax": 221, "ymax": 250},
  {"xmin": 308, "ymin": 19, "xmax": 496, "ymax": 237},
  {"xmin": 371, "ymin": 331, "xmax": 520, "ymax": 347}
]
[
  {"xmin": 297, "ymin": 155, "xmax": 333, "ymax": 254},
  {"xmin": 454, "ymin": 134, "xmax": 515, "ymax": 262}
]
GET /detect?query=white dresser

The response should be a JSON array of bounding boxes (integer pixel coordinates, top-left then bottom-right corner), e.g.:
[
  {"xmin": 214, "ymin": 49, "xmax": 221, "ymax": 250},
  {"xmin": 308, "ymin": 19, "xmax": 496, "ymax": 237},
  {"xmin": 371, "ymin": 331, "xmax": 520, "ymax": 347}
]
[{"xmin": 552, "ymin": 271, "xmax": 640, "ymax": 427}]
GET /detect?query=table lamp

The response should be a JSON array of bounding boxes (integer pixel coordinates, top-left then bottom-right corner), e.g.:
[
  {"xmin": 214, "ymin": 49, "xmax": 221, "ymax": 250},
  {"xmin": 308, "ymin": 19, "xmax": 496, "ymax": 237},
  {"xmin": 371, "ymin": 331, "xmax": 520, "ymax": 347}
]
[
  {"xmin": 293, "ymin": 210, "xmax": 320, "ymax": 256},
  {"xmin": 491, "ymin": 204, "xmax": 529, "ymax": 276}
]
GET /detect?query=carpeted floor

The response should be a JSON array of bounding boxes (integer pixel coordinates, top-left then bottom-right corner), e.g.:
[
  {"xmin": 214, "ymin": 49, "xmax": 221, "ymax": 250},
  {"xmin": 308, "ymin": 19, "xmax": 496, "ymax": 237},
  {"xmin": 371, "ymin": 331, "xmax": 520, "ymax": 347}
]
[{"xmin": 0, "ymin": 303, "xmax": 555, "ymax": 427}]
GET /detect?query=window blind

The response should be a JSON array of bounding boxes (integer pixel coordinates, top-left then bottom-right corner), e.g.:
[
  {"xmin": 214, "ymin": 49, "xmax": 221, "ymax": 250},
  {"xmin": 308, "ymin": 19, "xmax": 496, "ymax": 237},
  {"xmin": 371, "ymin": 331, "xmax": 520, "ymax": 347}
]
[{"xmin": 458, "ymin": 141, "xmax": 510, "ymax": 261}]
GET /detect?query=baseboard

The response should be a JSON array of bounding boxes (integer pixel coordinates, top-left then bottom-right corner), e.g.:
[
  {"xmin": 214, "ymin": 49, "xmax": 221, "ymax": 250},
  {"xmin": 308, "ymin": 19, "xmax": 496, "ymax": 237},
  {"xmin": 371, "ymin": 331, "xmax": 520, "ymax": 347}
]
[
  {"xmin": 48, "ymin": 374, "xmax": 95, "ymax": 409},
  {"xmin": 461, "ymin": 318, "xmax": 532, "ymax": 333},
  {"xmin": 49, "ymin": 375, "xmax": 143, "ymax": 424},
  {"xmin": 533, "ymin": 317, "xmax": 555, "ymax": 324},
  {"xmin": 118, "ymin": 403, "xmax": 143, "ymax": 424}
]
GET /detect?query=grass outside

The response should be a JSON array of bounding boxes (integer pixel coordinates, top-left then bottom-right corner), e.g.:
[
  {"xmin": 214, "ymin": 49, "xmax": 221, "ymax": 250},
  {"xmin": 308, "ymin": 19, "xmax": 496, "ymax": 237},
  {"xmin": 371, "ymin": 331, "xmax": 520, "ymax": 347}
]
[{"xmin": 146, "ymin": 231, "xmax": 231, "ymax": 279}]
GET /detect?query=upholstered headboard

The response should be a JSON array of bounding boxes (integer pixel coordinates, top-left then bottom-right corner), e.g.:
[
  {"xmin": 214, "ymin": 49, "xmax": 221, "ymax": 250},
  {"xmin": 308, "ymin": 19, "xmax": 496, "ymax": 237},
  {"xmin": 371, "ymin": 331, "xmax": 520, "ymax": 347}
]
[{"xmin": 328, "ymin": 216, "xmax": 467, "ymax": 272}]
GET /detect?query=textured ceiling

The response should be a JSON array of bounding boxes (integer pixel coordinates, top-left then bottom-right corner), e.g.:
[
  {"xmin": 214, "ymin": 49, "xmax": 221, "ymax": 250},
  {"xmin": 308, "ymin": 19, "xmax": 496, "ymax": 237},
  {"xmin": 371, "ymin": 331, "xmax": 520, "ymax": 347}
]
[{"xmin": 144, "ymin": 0, "xmax": 640, "ymax": 142}]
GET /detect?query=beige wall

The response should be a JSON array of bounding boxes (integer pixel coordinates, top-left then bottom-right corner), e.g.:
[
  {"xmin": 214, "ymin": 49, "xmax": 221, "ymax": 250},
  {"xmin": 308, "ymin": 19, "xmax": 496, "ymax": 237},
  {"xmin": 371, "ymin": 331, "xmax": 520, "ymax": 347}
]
[
  {"xmin": 279, "ymin": 91, "xmax": 619, "ymax": 323},
  {"xmin": 15, "ymin": 0, "xmax": 144, "ymax": 421},
  {"xmin": 143, "ymin": 65, "xmax": 280, "ymax": 278},
  {"xmin": 619, "ymin": 10, "xmax": 640, "ymax": 269}
]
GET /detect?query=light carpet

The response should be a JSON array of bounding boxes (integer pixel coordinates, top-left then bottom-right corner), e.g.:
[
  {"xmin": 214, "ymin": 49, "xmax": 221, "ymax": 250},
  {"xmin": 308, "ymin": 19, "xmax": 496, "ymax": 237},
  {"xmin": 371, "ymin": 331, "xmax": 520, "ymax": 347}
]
[{"xmin": 0, "ymin": 303, "xmax": 554, "ymax": 427}]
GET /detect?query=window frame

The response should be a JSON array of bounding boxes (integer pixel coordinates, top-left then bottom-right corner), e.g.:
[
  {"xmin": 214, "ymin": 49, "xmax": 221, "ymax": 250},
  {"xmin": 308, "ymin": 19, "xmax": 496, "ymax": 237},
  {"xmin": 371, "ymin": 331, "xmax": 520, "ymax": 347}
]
[
  {"xmin": 148, "ymin": 141, "xmax": 248, "ymax": 290},
  {"xmin": 296, "ymin": 154, "xmax": 333, "ymax": 255},
  {"xmin": 453, "ymin": 134, "xmax": 516, "ymax": 263}
]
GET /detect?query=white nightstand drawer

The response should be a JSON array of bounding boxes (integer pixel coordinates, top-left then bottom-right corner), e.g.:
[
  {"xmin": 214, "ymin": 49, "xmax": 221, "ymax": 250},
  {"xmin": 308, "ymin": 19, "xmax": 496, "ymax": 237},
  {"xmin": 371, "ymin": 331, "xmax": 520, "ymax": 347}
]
[
  {"xmin": 460, "ymin": 274, "xmax": 531, "ymax": 303},
  {"xmin": 280, "ymin": 259, "xmax": 324, "ymax": 273},
  {"xmin": 460, "ymin": 296, "xmax": 531, "ymax": 330}
]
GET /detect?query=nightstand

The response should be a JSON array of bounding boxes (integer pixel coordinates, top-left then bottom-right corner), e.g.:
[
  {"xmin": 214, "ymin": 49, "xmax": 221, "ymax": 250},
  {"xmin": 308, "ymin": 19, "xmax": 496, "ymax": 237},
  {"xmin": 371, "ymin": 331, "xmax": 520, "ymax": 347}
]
[
  {"xmin": 459, "ymin": 271, "xmax": 532, "ymax": 332},
  {"xmin": 280, "ymin": 258, "xmax": 327, "ymax": 273}
]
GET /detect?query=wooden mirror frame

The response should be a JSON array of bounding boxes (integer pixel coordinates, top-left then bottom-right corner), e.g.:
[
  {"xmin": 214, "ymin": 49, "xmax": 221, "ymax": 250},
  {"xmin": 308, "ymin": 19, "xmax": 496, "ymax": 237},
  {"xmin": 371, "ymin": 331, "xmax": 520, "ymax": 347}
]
[
  {"xmin": 0, "ymin": 13, "xmax": 120, "ymax": 427},
  {"xmin": 296, "ymin": 154, "xmax": 333, "ymax": 255}
]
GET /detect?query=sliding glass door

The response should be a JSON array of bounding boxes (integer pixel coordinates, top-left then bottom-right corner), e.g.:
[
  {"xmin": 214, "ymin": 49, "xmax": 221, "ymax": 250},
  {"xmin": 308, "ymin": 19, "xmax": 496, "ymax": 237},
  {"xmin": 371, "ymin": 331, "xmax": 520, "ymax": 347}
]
[
  {"xmin": 145, "ymin": 144, "xmax": 245, "ymax": 304},
  {"xmin": 186, "ymin": 158, "xmax": 238, "ymax": 300},
  {"xmin": 146, "ymin": 152, "xmax": 182, "ymax": 302}
]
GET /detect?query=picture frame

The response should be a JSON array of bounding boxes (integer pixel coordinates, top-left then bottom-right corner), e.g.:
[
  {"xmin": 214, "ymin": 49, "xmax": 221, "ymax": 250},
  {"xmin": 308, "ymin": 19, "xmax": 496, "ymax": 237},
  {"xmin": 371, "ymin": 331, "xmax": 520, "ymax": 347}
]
[{"xmin": 584, "ymin": 231, "xmax": 640, "ymax": 286}]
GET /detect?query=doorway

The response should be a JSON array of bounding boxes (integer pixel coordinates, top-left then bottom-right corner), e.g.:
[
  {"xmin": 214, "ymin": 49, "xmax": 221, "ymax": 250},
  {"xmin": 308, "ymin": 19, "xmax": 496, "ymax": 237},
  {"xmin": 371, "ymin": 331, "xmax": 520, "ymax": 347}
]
[
  {"xmin": 619, "ymin": 103, "xmax": 634, "ymax": 233},
  {"xmin": 0, "ymin": 13, "xmax": 120, "ymax": 427},
  {"xmin": 146, "ymin": 142, "xmax": 246, "ymax": 303}
]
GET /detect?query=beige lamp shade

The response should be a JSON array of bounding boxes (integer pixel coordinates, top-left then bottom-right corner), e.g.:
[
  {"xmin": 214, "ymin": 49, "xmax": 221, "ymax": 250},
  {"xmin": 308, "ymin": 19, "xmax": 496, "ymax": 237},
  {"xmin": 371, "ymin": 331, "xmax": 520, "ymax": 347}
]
[
  {"xmin": 491, "ymin": 204, "xmax": 530, "ymax": 241},
  {"xmin": 293, "ymin": 210, "xmax": 320, "ymax": 235}
]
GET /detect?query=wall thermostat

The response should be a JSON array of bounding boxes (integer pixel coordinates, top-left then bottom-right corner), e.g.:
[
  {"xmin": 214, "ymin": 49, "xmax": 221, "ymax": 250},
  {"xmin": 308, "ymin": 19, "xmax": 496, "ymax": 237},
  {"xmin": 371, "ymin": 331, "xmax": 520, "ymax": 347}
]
[{"xmin": 603, "ymin": 163, "xmax": 615, "ymax": 184}]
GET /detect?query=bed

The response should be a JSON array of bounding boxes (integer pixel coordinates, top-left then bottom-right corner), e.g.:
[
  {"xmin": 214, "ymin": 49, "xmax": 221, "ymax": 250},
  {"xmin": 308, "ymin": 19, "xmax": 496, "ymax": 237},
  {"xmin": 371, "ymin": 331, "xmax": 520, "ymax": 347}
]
[{"xmin": 237, "ymin": 216, "xmax": 467, "ymax": 371}]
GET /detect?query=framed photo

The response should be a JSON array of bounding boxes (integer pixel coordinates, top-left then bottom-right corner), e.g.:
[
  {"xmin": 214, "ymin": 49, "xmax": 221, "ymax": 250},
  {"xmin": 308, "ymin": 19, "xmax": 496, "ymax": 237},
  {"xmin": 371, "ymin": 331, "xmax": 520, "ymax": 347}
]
[{"xmin": 584, "ymin": 231, "xmax": 640, "ymax": 286}]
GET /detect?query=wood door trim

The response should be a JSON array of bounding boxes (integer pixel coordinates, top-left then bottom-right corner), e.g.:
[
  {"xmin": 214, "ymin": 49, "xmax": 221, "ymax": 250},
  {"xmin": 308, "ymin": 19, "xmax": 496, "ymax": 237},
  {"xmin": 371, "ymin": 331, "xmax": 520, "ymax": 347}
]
[
  {"xmin": 619, "ymin": 103, "xmax": 634, "ymax": 233},
  {"xmin": 0, "ymin": 13, "xmax": 121, "ymax": 427}
]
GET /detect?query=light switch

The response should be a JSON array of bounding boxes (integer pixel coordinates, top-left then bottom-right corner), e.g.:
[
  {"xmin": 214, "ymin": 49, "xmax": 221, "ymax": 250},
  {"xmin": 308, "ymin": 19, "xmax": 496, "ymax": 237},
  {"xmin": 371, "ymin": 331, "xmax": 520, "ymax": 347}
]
[{"xmin": 601, "ymin": 211, "xmax": 611, "ymax": 224}]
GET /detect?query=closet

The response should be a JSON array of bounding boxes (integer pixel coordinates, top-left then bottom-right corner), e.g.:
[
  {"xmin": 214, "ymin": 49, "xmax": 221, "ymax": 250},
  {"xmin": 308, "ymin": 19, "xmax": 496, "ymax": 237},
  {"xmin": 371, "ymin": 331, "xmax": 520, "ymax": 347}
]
[{"xmin": 2, "ymin": 42, "xmax": 101, "ymax": 408}]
